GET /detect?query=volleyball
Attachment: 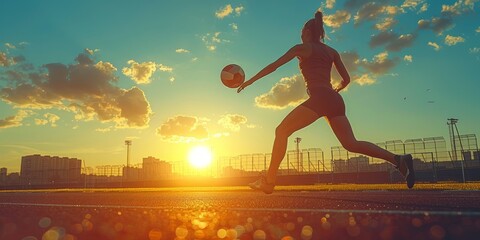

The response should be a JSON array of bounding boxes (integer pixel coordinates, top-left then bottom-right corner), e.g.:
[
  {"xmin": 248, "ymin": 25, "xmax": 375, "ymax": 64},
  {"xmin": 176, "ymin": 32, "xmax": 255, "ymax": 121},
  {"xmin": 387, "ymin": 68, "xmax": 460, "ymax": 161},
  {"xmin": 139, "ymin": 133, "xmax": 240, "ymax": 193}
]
[{"xmin": 220, "ymin": 64, "xmax": 245, "ymax": 88}]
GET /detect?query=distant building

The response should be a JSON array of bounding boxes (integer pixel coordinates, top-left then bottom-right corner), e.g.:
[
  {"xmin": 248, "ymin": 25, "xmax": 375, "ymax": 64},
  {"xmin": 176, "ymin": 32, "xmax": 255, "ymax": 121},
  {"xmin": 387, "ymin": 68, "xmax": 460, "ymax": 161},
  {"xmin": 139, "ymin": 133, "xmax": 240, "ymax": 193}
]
[
  {"xmin": 333, "ymin": 156, "xmax": 369, "ymax": 173},
  {"xmin": 0, "ymin": 168, "xmax": 7, "ymax": 185},
  {"xmin": 123, "ymin": 166, "xmax": 142, "ymax": 181},
  {"xmin": 20, "ymin": 154, "xmax": 82, "ymax": 185},
  {"xmin": 142, "ymin": 156, "xmax": 172, "ymax": 181},
  {"xmin": 6, "ymin": 172, "xmax": 20, "ymax": 186}
]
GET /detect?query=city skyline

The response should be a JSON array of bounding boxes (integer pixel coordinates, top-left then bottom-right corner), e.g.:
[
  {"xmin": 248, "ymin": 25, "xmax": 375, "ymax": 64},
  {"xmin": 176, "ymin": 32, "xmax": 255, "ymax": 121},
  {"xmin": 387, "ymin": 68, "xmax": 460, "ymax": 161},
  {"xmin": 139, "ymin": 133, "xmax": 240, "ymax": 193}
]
[{"xmin": 1, "ymin": 0, "xmax": 479, "ymax": 172}]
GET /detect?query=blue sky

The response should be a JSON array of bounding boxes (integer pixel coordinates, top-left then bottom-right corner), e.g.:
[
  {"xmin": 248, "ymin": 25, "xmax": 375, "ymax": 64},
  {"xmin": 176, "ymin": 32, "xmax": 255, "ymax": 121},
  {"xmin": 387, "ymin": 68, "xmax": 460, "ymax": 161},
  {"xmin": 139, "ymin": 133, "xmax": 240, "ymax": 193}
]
[{"xmin": 1, "ymin": 0, "xmax": 479, "ymax": 172}]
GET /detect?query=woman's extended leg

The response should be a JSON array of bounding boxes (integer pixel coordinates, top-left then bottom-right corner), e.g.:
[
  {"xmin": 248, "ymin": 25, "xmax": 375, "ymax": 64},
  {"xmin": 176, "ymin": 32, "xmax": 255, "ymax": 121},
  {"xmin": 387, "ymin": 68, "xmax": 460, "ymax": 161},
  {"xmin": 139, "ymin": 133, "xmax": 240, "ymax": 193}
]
[
  {"xmin": 266, "ymin": 105, "xmax": 320, "ymax": 184},
  {"xmin": 327, "ymin": 115, "xmax": 396, "ymax": 165},
  {"xmin": 328, "ymin": 115, "xmax": 415, "ymax": 188}
]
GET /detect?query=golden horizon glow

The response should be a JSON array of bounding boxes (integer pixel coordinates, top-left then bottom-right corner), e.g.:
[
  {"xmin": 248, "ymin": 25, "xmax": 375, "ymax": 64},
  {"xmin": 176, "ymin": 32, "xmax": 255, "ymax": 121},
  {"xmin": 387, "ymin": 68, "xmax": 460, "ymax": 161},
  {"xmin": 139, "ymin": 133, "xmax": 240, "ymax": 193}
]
[{"xmin": 188, "ymin": 146, "xmax": 213, "ymax": 169}]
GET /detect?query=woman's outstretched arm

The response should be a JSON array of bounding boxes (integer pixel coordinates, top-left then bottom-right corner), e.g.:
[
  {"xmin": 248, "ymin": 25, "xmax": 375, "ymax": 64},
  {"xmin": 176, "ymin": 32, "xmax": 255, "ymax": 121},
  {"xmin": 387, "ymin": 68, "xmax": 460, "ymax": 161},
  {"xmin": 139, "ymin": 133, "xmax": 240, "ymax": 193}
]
[{"xmin": 237, "ymin": 44, "xmax": 307, "ymax": 93}]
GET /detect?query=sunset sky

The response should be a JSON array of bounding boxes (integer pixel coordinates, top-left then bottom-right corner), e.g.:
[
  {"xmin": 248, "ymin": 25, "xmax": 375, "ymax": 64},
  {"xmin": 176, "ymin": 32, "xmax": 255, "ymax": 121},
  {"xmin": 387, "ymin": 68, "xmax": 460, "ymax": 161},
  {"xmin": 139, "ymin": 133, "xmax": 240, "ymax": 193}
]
[{"xmin": 1, "ymin": 0, "xmax": 479, "ymax": 172}]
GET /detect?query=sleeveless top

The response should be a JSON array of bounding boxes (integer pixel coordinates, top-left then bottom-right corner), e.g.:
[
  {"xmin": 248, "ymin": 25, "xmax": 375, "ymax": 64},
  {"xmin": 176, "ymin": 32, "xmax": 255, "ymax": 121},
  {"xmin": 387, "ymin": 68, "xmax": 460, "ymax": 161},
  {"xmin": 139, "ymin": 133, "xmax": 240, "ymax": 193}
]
[{"xmin": 298, "ymin": 43, "xmax": 333, "ymax": 89}]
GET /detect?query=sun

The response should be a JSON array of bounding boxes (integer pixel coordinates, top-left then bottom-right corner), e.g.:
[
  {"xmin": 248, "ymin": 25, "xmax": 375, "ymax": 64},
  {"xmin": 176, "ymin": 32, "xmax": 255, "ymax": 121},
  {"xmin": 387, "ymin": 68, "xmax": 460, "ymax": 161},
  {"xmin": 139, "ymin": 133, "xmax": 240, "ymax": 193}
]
[{"xmin": 188, "ymin": 146, "xmax": 213, "ymax": 169}]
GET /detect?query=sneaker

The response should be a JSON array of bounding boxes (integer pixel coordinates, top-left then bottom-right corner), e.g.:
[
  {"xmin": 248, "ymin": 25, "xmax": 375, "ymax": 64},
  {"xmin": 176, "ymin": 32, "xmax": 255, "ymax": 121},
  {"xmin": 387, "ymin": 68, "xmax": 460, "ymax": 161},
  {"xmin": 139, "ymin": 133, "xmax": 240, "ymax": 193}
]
[
  {"xmin": 248, "ymin": 176, "xmax": 274, "ymax": 194},
  {"xmin": 395, "ymin": 154, "xmax": 415, "ymax": 189}
]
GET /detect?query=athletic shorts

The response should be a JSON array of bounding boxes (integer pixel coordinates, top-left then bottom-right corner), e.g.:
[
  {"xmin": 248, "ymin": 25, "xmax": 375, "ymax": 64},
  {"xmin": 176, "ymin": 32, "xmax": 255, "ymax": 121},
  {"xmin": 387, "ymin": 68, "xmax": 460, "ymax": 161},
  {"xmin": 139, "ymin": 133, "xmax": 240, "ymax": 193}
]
[{"xmin": 300, "ymin": 86, "xmax": 346, "ymax": 118}]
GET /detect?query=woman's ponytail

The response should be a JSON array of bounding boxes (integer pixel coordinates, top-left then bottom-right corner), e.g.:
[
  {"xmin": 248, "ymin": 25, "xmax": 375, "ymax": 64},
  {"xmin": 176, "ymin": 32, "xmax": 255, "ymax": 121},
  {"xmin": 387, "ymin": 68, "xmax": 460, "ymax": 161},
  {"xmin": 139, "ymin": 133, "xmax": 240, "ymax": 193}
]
[{"xmin": 314, "ymin": 11, "xmax": 325, "ymax": 42}]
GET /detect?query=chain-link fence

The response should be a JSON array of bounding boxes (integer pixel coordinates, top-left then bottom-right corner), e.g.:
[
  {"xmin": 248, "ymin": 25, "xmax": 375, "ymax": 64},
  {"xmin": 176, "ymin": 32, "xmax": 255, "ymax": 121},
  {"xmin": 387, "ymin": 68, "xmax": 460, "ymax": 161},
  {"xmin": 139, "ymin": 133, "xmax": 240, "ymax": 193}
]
[
  {"xmin": 4, "ymin": 135, "xmax": 479, "ymax": 188},
  {"xmin": 329, "ymin": 135, "xmax": 479, "ymax": 182},
  {"xmin": 81, "ymin": 135, "xmax": 479, "ymax": 183}
]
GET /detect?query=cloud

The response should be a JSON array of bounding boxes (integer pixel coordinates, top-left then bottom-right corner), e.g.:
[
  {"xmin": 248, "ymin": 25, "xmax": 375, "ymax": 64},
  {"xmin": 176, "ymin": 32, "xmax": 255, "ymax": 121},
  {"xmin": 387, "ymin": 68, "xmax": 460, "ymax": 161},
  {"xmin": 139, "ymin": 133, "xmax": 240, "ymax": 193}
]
[
  {"xmin": 201, "ymin": 32, "xmax": 229, "ymax": 51},
  {"xmin": 85, "ymin": 48, "xmax": 99, "ymax": 55},
  {"xmin": 441, "ymin": 1, "xmax": 462, "ymax": 16},
  {"xmin": 175, "ymin": 48, "xmax": 190, "ymax": 53},
  {"xmin": 370, "ymin": 31, "xmax": 416, "ymax": 52},
  {"xmin": 338, "ymin": 51, "xmax": 361, "ymax": 73},
  {"xmin": 370, "ymin": 31, "xmax": 396, "ymax": 47},
  {"xmin": 401, "ymin": 0, "xmax": 424, "ymax": 9},
  {"xmin": 344, "ymin": 0, "xmax": 374, "ymax": 11},
  {"xmin": 157, "ymin": 64, "xmax": 173, "ymax": 72},
  {"xmin": 331, "ymin": 51, "xmax": 366, "ymax": 86},
  {"xmin": 157, "ymin": 115, "xmax": 209, "ymax": 143},
  {"xmin": 375, "ymin": 17, "xmax": 397, "ymax": 31},
  {"xmin": 122, "ymin": 60, "xmax": 172, "ymax": 84},
  {"xmin": 0, "ymin": 52, "xmax": 10, "ymax": 67},
  {"xmin": 355, "ymin": 74, "xmax": 376, "ymax": 86},
  {"xmin": 234, "ymin": 5, "xmax": 244, "ymax": 15},
  {"xmin": 418, "ymin": 17, "xmax": 454, "ymax": 35},
  {"xmin": 215, "ymin": 4, "xmax": 233, "ymax": 19},
  {"xmin": 116, "ymin": 87, "xmax": 151, "ymax": 127},
  {"xmin": 419, "ymin": 3, "xmax": 429, "ymax": 12},
  {"xmin": 218, "ymin": 114, "xmax": 249, "ymax": 132},
  {"xmin": 0, "ymin": 110, "xmax": 32, "ymax": 129},
  {"xmin": 254, "ymin": 75, "xmax": 308, "ymax": 110},
  {"xmin": 230, "ymin": 23, "xmax": 238, "ymax": 31},
  {"xmin": 5, "ymin": 43, "xmax": 16, "ymax": 49},
  {"xmin": 95, "ymin": 127, "xmax": 113, "ymax": 132},
  {"xmin": 331, "ymin": 50, "xmax": 402, "ymax": 87},
  {"xmin": 428, "ymin": 42, "xmax": 441, "ymax": 51},
  {"xmin": 477, "ymin": 26, "xmax": 480, "ymax": 33},
  {"xmin": 0, "ymin": 52, "xmax": 23, "ymax": 67},
  {"xmin": 444, "ymin": 35, "xmax": 465, "ymax": 46},
  {"xmin": 386, "ymin": 34, "xmax": 416, "ymax": 51},
  {"xmin": 326, "ymin": 0, "xmax": 336, "ymax": 9},
  {"xmin": 442, "ymin": 0, "xmax": 478, "ymax": 16},
  {"xmin": 1, "ymin": 70, "xmax": 27, "ymax": 84},
  {"xmin": 399, "ymin": 0, "xmax": 428, "ymax": 13},
  {"xmin": 34, "ymin": 113, "xmax": 60, "ymax": 127},
  {"xmin": 383, "ymin": 5, "xmax": 404, "ymax": 15},
  {"xmin": 404, "ymin": 55, "xmax": 413, "ymax": 62},
  {"xmin": 360, "ymin": 51, "xmax": 398, "ymax": 75},
  {"xmin": 0, "ymin": 51, "xmax": 152, "ymax": 128},
  {"xmin": 354, "ymin": 2, "xmax": 385, "ymax": 25},
  {"xmin": 3, "ymin": 42, "xmax": 29, "ymax": 51},
  {"xmin": 470, "ymin": 47, "xmax": 480, "ymax": 54},
  {"xmin": 323, "ymin": 10, "xmax": 351, "ymax": 29},
  {"xmin": 215, "ymin": 4, "xmax": 243, "ymax": 19},
  {"xmin": 354, "ymin": 2, "xmax": 403, "ymax": 26}
]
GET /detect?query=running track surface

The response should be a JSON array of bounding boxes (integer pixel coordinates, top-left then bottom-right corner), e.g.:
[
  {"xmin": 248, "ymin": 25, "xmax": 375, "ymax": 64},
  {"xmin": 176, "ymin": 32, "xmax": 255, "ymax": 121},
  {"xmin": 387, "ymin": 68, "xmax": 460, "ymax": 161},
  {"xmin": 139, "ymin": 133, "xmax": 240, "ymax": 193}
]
[{"xmin": 1, "ymin": 189, "xmax": 480, "ymax": 239}]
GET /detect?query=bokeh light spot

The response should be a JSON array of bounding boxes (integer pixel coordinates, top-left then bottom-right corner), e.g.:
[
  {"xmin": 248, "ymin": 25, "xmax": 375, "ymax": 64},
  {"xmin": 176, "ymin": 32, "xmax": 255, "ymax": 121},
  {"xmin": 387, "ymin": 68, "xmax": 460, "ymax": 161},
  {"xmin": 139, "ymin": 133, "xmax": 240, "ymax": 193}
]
[
  {"xmin": 226, "ymin": 229, "xmax": 237, "ymax": 239},
  {"xmin": 38, "ymin": 217, "xmax": 52, "ymax": 228},
  {"xmin": 148, "ymin": 228, "xmax": 163, "ymax": 240},
  {"xmin": 175, "ymin": 226, "xmax": 189, "ymax": 239},
  {"xmin": 217, "ymin": 228, "xmax": 227, "ymax": 238},
  {"xmin": 301, "ymin": 225, "xmax": 313, "ymax": 240},
  {"xmin": 430, "ymin": 225, "xmax": 446, "ymax": 240},
  {"xmin": 253, "ymin": 229, "xmax": 266, "ymax": 240}
]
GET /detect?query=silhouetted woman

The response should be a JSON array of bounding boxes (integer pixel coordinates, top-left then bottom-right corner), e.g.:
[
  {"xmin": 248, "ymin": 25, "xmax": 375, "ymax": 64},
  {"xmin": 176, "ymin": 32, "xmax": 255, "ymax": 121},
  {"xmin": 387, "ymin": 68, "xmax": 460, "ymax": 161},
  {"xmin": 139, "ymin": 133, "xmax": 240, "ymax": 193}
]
[{"xmin": 237, "ymin": 11, "xmax": 415, "ymax": 194}]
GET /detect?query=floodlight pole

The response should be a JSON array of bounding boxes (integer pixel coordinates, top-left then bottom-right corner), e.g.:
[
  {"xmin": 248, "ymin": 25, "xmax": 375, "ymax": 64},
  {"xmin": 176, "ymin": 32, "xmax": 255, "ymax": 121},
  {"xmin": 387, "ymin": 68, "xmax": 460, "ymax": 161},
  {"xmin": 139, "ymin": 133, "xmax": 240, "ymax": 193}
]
[
  {"xmin": 295, "ymin": 137, "xmax": 302, "ymax": 172},
  {"xmin": 83, "ymin": 160, "xmax": 87, "ymax": 190},
  {"xmin": 125, "ymin": 140, "xmax": 132, "ymax": 182},
  {"xmin": 448, "ymin": 118, "xmax": 465, "ymax": 183}
]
